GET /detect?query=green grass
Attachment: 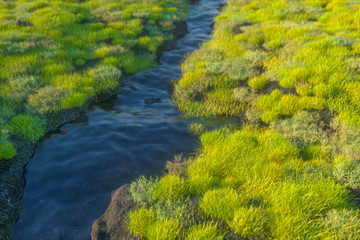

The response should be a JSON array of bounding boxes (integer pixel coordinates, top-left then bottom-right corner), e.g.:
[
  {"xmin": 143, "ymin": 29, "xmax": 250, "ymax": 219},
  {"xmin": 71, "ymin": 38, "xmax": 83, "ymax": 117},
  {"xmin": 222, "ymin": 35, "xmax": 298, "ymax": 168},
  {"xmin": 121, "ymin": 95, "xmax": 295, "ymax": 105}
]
[
  {"xmin": 128, "ymin": 0, "xmax": 360, "ymax": 239},
  {"xmin": 248, "ymin": 76, "xmax": 270, "ymax": 90},
  {"xmin": 0, "ymin": 0, "xmax": 190, "ymax": 161},
  {"xmin": 173, "ymin": 0, "xmax": 360, "ymax": 126},
  {"xmin": 129, "ymin": 126, "xmax": 360, "ymax": 239},
  {"xmin": 60, "ymin": 92, "xmax": 87, "ymax": 109},
  {"xmin": 199, "ymin": 188, "xmax": 247, "ymax": 221},
  {"xmin": 230, "ymin": 206, "xmax": 268, "ymax": 239},
  {"xmin": 28, "ymin": 86, "xmax": 70, "ymax": 113},
  {"xmin": 185, "ymin": 223, "xmax": 224, "ymax": 240},
  {"xmin": 152, "ymin": 175, "xmax": 189, "ymax": 201},
  {"xmin": 0, "ymin": 141, "xmax": 16, "ymax": 160},
  {"xmin": 128, "ymin": 207, "xmax": 181, "ymax": 240},
  {"xmin": 8, "ymin": 115, "xmax": 46, "ymax": 142}
]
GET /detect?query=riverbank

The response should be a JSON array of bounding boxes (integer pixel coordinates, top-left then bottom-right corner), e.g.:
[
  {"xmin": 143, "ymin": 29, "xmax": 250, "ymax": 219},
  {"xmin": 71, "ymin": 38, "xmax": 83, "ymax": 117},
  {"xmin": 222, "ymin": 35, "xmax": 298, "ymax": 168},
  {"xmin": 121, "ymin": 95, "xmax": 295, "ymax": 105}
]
[
  {"xmin": 108, "ymin": 0, "xmax": 360, "ymax": 239},
  {"xmin": 0, "ymin": 0, "xmax": 191, "ymax": 238}
]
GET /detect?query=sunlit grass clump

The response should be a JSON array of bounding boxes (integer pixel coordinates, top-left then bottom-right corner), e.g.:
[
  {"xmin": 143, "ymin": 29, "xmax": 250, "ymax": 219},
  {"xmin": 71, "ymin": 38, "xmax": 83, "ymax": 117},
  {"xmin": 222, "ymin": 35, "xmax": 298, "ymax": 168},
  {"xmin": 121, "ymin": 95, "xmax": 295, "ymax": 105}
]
[{"xmin": 0, "ymin": 0, "xmax": 189, "ymax": 161}]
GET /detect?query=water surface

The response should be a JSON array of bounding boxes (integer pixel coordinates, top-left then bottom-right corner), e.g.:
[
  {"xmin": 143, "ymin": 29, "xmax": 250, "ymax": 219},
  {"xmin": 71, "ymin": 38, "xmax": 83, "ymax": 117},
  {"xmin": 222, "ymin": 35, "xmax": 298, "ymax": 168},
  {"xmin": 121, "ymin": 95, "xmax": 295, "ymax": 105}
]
[{"xmin": 12, "ymin": 0, "xmax": 224, "ymax": 239}]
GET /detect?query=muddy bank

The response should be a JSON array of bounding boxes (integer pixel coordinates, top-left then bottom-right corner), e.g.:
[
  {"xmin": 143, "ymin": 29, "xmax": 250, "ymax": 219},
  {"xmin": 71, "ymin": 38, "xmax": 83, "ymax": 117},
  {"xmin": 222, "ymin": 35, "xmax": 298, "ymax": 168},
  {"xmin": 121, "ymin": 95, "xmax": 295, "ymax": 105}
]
[{"xmin": 0, "ymin": 20, "xmax": 188, "ymax": 240}]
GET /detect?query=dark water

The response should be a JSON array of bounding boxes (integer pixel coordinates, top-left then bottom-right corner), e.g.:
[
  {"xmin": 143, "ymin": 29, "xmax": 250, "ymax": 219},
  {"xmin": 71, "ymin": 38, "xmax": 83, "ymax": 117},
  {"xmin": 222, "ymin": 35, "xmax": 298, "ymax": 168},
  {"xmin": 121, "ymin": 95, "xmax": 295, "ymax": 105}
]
[{"xmin": 11, "ymin": 0, "xmax": 224, "ymax": 239}]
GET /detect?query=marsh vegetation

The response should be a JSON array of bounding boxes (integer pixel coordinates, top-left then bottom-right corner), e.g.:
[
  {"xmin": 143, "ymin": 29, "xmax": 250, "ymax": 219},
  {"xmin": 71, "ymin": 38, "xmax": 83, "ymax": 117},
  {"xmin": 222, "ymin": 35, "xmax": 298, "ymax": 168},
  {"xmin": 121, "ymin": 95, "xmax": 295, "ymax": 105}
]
[
  {"xmin": 128, "ymin": 0, "xmax": 360, "ymax": 239},
  {"xmin": 0, "ymin": 1, "xmax": 193, "ymax": 238},
  {"xmin": 0, "ymin": 0, "xmax": 189, "ymax": 161}
]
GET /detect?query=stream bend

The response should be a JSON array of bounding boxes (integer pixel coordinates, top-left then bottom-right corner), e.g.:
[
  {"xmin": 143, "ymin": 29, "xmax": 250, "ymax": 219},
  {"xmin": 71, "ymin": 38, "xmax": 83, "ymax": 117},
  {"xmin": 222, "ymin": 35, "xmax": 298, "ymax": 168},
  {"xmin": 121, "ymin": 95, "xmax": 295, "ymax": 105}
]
[{"xmin": 12, "ymin": 0, "xmax": 224, "ymax": 239}]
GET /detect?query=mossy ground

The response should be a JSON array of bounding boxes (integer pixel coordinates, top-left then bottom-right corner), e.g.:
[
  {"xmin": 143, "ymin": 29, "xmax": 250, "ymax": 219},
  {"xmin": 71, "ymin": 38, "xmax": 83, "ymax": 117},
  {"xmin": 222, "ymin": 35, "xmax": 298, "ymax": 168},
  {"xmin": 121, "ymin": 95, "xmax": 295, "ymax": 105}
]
[{"xmin": 128, "ymin": 0, "xmax": 360, "ymax": 239}]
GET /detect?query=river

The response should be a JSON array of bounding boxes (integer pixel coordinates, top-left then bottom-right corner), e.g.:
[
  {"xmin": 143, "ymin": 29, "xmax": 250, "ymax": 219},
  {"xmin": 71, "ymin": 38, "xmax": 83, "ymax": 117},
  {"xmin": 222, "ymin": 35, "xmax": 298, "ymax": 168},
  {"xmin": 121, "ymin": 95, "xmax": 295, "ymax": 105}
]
[{"xmin": 12, "ymin": 0, "xmax": 224, "ymax": 239}]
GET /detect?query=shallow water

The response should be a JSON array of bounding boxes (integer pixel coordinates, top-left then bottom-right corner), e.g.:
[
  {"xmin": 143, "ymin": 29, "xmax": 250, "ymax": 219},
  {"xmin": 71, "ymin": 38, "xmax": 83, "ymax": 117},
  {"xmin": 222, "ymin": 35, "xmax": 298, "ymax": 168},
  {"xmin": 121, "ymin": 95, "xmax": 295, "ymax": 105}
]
[{"xmin": 11, "ymin": 0, "xmax": 224, "ymax": 239}]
